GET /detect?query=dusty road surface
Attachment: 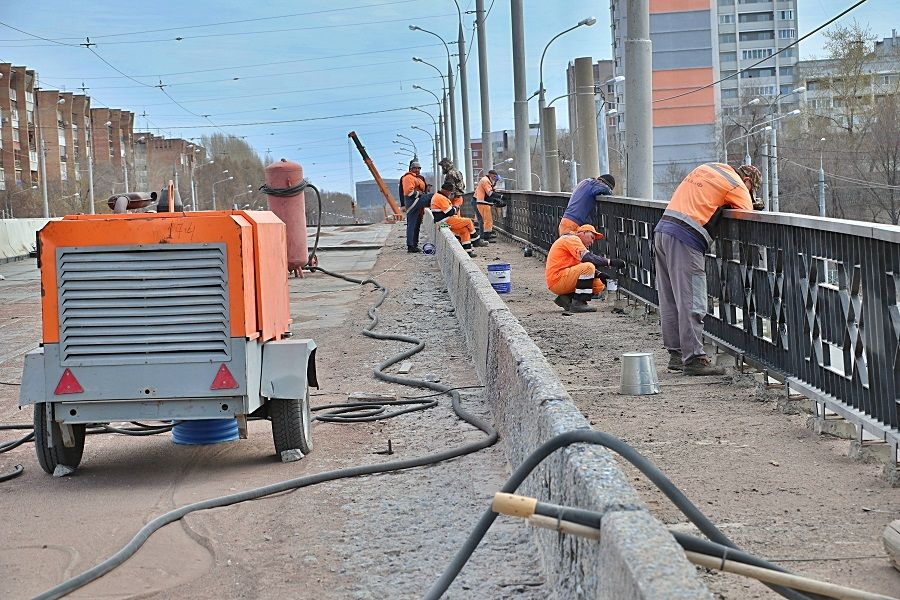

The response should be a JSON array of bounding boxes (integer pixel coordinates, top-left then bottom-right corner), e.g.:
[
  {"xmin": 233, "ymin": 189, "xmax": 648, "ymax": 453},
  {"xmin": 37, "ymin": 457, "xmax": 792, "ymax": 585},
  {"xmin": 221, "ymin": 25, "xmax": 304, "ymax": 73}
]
[
  {"xmin": 0, "ymin": 224, "xmax": 548, "ymax": 599},
  {"xmin": 470, "ymin": 235, "xmax": 900, "ymax": 599}
]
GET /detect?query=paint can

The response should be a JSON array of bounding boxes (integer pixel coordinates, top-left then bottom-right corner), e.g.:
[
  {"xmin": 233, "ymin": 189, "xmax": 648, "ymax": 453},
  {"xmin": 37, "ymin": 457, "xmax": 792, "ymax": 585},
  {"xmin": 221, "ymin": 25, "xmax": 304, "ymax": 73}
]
[
  {"xmin": 422, "ymin": 242, "xmax": 436, "ymax": 255},
  {"xmin": 606, "ymin": 278, "xmax": 618, "ymax": 292},
  {"xmin": 487, "ymin": 262, "xmax": 511, "ymax": 293}
]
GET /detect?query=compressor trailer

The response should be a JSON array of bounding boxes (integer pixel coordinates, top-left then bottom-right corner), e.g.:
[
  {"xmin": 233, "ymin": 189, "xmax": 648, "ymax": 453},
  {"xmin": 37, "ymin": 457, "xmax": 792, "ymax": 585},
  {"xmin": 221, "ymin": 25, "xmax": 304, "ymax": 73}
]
[{"xmin": 19, "ymin": 209, "xmax": 317, "ymax": 473}]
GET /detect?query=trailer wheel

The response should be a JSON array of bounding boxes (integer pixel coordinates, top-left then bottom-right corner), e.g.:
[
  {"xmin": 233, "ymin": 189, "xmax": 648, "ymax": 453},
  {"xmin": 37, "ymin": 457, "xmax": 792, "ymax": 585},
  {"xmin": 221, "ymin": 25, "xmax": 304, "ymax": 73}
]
[
  {"xmin": 34, "ymin": 404, "xmax": 86, "ymax": 475},
  {"xmin": 269, "ymin": 390, "xmax": 313, "ymax": 457}
]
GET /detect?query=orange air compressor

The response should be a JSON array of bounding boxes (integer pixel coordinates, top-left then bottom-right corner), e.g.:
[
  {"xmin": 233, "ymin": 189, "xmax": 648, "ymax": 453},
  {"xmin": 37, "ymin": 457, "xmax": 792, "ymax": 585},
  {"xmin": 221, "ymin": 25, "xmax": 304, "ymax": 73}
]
[{"xmin": 19, "ymin": 209, "xmax": 317, "ymax": 474}]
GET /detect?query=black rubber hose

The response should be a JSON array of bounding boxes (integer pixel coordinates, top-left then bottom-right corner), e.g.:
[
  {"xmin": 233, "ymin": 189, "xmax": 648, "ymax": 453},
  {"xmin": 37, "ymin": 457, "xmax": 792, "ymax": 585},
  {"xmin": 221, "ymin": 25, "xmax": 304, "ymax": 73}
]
[
  {"xmin": 305, "ymin": 183, "xmax": 323, "ymax": 268},
  {"xmin": 313, "ymin": 398, "xmax": 438, "ymax": 423},
  {"xmin": 32, "ymin": 268, "xmax": 497, "ymax": 600},
  {"xmin": 527, "ymin": 498, "xmax": 822, "ymax": 585},
  {"xmin": 0, "ymin": 464, "xmax": 23, "ymax": 482},
  {"xmin": 424, "ymin": 429, "xmax": 814, "ymax": 600}
]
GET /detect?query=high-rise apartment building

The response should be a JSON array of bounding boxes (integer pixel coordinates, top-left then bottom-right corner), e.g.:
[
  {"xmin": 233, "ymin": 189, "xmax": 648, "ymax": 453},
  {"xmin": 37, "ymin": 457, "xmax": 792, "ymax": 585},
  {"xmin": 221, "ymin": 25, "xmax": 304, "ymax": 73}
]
[{"xmin": 609, "ymin": 0, "xmax": 799, "ymax": 197}]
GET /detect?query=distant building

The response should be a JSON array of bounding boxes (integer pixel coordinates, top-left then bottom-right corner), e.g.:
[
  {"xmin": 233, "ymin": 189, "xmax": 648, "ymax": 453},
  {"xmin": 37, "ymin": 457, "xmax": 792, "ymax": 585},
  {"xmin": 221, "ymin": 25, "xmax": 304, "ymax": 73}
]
[
  {"xmin": 799, "ymin": 30, "xmax": 900, "ymax": 128},
  {"xmin": 355, "ymin": 178, "xmax": 400, "ymax": 209},
  {"xmin": 608, "ymin": 0, "xmax": 800, "ymax": 197},
  {"xmin": 133, "ymin": 133, "xmax": 202, "ymax": 202}
]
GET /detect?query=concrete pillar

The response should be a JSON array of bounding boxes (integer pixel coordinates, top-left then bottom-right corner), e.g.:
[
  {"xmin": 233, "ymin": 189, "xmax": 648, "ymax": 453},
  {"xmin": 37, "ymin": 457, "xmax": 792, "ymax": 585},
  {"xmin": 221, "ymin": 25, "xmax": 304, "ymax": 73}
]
[
  {"xmin": 574, "ymin": 57, "xmax": 599, "ymax": 180},
  {"xmin": 543, "ymin": 107, "xmax": 561, "ymax": 192},
  {"xmin": 458, "ymin": 23, "xmax": 473, "ymax": 189},
  {"xmin": 511, "ymin": 0, "xmax": 531, "ymax": 190},
  {"xmin": 476, "ymin": 0, "xmax": 493, "ymax": 172},
  {"xmin": 625, "ymin": 0, "xmax": 653, "ymax": 199}
]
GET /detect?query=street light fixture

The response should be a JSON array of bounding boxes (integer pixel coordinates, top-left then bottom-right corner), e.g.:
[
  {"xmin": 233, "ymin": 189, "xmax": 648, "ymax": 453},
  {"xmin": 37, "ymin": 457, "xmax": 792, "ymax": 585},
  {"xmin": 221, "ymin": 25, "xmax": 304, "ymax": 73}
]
[
  {"xmin": 212, "ymin": 176, "xmax": 233, "ymax": 211},
  {"xmin": 4, "ymin": 185, "xmax": 38, "ymax": 218},
  {"xmin": 413, "ymin": 57, "xmax": 452, "ymax": 161},
  {"xmin": 396, "ymin": 133, "xmax": 418, "ymax": 156},
  {"xmin": 410, "ymin": 26, "xmax": 460, "ymax": 170},
  {"xmin": 536, "ymin": 17, "xmax": 597, "ymax": 191}
]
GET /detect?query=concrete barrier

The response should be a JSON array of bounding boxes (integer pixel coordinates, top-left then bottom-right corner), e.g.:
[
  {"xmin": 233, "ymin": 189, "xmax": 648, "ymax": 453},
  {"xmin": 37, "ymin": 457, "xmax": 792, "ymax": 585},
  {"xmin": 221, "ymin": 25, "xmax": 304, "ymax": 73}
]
[
  {"xmin": 0, "ymin": 218, "xmax": 50, "ymax": 263},
  {"xmin": 426, "ymin": 215, "xmax": 711, "ymax": 599}
]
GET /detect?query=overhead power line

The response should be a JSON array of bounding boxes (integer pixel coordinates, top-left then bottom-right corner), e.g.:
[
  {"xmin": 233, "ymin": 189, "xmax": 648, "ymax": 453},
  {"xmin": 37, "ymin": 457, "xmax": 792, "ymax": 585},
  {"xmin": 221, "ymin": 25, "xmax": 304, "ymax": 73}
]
[
  {"xmin": 0, "ymin": 0, "xmax": 418, "ymax": 41},
  {"xmin": 156, "ymin": 104, "xmax": 436, "ymax": 129},
  {"xmin": 653, "ymin": 0, "xmax": 869, "ymax": 104}
]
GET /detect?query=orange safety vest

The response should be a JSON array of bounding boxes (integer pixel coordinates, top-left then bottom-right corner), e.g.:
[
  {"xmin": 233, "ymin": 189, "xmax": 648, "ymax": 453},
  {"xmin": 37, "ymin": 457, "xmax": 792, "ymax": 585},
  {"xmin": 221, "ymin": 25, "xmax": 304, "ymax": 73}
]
[{"xmin": 659, "ymin": 162, "xmax": 754, "ymax": 248}]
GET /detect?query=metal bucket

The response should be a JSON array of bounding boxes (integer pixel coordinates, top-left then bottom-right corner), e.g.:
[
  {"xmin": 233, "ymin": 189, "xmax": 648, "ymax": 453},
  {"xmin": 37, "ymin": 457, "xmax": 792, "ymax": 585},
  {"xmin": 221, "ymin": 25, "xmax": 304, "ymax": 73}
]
[
  {"xmin": 487, "ymin": 262, "xmax": 511, "ymax": 293},
  {"xmin": 619, "ymin": 352, "xmax": 660, "ymax": 395}
]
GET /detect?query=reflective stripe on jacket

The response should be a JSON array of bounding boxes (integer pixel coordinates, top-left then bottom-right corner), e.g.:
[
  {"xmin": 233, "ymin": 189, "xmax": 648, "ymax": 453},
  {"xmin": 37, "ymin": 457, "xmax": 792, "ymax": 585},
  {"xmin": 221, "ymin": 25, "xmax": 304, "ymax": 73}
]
[
  {"xmin": 430, "ymin": 192, "xmax": 457, "ymax": 222},
  {"xmin": 658, "ymin": 162, "xmax": 754, "ymax": 249}
]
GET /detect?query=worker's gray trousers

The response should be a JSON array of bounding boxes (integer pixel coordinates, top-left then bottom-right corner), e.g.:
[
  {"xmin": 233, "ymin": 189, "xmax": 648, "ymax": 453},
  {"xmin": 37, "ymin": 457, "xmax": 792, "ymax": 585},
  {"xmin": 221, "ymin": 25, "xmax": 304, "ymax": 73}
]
[{"xmin": 654, "ymin": 232, "xmax": 708, "ymax": 364}]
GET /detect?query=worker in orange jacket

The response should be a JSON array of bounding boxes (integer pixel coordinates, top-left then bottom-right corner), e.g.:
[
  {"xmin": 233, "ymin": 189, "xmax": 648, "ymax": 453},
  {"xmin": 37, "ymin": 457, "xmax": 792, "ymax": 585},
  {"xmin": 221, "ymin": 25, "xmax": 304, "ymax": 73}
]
[
  {"xmin": 655, "ymin": 163, "xmax": 762, "ymax": 376},
  {"xmin": 431, "ymin": 181, "xmax": 480, "ymax": 257},
  {"xmin": 545, "ymin": 224, "xmax": 625, "ymax": 313},
  {"xmin": 400, "ymin": 160, "xmax": 429, "ymax": 253},
  {"xmin": 473, "ymin": 169, "xmax": 506, "ymax": 243}
]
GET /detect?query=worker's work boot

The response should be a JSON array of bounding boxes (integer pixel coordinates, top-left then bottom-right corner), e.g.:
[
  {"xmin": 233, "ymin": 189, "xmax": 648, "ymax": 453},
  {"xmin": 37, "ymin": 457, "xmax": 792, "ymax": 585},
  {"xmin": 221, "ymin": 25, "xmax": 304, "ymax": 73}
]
[
  {"xmin": 553, "ymin": 294, "xmax": 572, "ymax": 311},
  {"xmin": 473, "ymin": 238, "xmax": 489, "ymax": 248},
  {"xmin": 667, "ymin": 351, "xmax": 683, "ymax": 372},
  {"xmin": 683, "ymin": 356, "xmax": 725, "ymax": 376},
  {"xmin": 407, "ymin": 245, "xmax": 421, "ymax": 253},
  {"xmin": 569, "ymin": 298, "xmax": 596, "ymax": 313},
  {"xmin": 467, "ymin": 249, "xmax": 477, "ymax": 258}
]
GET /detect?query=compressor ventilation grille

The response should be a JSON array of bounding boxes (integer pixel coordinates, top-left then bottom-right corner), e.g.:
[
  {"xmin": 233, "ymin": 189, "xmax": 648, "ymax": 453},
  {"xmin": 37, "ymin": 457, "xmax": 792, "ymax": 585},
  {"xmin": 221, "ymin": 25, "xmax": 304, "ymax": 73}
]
[{"xmin": 56, "ymin": 244, "xmax": 231, "ymax": 365}]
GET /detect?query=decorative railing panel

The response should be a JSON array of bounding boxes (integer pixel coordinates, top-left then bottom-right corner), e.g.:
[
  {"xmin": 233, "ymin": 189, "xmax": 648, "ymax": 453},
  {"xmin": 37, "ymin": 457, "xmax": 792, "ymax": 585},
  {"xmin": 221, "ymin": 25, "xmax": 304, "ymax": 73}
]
[{"xmin": 494, "ymin": 191, "xmax": 900, "ymax": 439}]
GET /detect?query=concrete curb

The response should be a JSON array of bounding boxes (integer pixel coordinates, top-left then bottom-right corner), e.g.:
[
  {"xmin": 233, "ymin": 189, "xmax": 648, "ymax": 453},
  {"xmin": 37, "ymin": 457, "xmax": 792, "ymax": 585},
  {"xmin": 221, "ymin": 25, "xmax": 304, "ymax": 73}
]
[{"xmin": 425, "ymin": 214, "xmax": 711, "ymax": 599}]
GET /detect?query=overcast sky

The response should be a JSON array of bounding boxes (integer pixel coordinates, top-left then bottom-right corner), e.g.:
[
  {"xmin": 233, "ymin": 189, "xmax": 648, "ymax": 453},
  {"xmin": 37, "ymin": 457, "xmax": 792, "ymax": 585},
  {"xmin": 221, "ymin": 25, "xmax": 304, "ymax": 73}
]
[{"xmin": 1, "ymin": 0, "xmax": 894, "ymax": 194}]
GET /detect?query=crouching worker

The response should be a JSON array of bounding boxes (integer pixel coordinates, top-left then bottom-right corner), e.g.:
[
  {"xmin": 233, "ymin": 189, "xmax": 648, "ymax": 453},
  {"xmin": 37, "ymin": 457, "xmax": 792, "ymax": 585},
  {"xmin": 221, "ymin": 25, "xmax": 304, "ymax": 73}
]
[
  {"xmin": 431, "ymin": 181, "xmax": 480, "ymax": 257},
  {"xmin": 545, "ymin": 224, "xmax": 625, "ymax": 313}
]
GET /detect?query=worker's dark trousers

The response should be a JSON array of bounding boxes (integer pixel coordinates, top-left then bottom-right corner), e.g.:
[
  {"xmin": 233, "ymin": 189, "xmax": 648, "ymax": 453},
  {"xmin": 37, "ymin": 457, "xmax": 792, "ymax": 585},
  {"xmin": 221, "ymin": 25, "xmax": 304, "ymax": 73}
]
[
  {"xmin": 405, "ymin": 194, "xmax": 430, "ymax": 248},
  {"xmin": 470, "ymin": 197, "xmax": 485, "ymax": 237},
  {"xmin": 654, "ymin": 232, "xmax": 708, "ymax": 364}
]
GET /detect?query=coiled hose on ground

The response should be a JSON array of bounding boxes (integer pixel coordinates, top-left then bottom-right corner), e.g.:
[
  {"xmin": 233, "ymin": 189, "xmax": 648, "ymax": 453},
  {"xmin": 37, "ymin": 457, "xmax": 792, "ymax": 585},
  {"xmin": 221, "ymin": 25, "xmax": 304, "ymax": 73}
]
[{"xmin": 29, "ymin": 267, "xmax": 499, "ymax": 600}]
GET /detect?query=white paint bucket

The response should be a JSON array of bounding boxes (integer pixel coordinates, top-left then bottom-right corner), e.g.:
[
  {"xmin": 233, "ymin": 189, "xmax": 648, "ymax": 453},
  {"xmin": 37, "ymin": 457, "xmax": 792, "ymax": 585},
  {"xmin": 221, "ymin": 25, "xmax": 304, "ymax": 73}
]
[{"xmin": 487, "ymin": 262, "xmax": 511, "ymax": 293}]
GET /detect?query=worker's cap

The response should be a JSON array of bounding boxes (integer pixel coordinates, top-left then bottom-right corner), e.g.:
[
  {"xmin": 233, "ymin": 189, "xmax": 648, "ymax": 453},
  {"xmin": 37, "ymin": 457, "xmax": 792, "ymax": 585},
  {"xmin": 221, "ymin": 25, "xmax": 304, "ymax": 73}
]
[
  {"xmin": 576, "ymin": 224, "xmax": 604, "ymax": 239},
  {"xmin": 735, "ymin": 164, "xmax": 761, "ymax": 192},
  {"xmin": 438, "ymin": 157, "xmax": 453, "ymax": 168},
  {"xmin": 409, "ymin": 160, "xmax": 421, "ymax": 169},
  {"xmin": 487, "ymin": 169, "xmax": 498, "ymax": 175},
  {"xmin": 599, "ymin": 174, "xmax": 616, "ymax": 190},
  {"xmin": 440, "ymin": 181, "xmax": 455, "ymax": 192}
]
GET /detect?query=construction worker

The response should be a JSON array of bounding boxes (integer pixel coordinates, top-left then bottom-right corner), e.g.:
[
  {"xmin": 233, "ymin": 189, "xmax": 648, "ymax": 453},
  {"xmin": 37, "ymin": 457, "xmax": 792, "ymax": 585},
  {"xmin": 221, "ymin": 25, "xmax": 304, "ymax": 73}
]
[
  {"xmin": 558, "ymin": 174, "xmax": 615, "ymax": 236},
  {"xmin": 472, "ymin": 169, "xmax": 506, "ymax": 243},
  {"xmin": 545, "ymin": 224, "xmax": 625, "ymax": 313},
  {"xmin": 655, "ymin": 163, "xmax": 762, "ymax": 376},
  {"xmin": 400, "ymin": 159, "xmax": 429, "ymax": 253},
  {"xmin": 438, "ymin": 157, "xmax": 465, "ymax": 199},
  {"xmin": 431, "ymin": 181, "xmax": 480, "ymax": 257}
]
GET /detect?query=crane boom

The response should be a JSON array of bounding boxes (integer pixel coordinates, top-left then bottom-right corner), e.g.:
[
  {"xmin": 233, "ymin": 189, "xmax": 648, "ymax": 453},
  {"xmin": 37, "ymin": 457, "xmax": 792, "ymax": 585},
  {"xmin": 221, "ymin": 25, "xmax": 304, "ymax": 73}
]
[{"xmin": 348, "ymin": 131, "xmax": 404, "ymax": 221}]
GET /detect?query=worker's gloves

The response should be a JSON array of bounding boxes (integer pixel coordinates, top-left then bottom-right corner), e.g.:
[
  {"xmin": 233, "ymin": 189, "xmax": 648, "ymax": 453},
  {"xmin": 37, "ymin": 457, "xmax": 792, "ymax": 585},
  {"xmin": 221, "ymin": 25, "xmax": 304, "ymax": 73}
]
[
  {"xmin": 752, "ymin": 199, "xmax": 765, "ymax": 211},
  {"xmin": 489, "ymin": 193, "xmax": 507, "ymax": 208},
  {"xmin": 609, "ymin": 258, "xmax": 626, "ymax": 270}
]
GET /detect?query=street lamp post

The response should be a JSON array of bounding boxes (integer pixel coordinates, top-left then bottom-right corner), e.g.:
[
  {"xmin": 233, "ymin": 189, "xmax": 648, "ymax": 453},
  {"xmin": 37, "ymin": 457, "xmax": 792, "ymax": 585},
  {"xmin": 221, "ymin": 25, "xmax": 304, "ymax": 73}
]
[
  {"xmin": 449, "ymin": 0, "xmax": 473, "ymax": 189},
  {"xmin": 510, "ymin": 0, "xmax": 531, "ymax": 191},
  {"xmin": 475, "ymin": 0, "xmax": 493, "ymax": 174},
  {"xmin": 233, "ymin": 184, "xmax": 254, "ymax": 206},
  {"xmin": 413, "ymin": 58, "xmax": 451, "ymax": 161},
  {"xmin": 412, "ymin": 85, "xmax": 445, "ymax": 157},
  {"xmin": 818, "ymin": 137, "xmax": 827, "ymax": 217},
  {"xmin": 410, "ymin": 26, "xmax": 459, "ymax": 172},
  {"xmin": 747, "ymin": 86, "xmax": 805, "ymax": 211},
  {"xmin": 212, "ymin": 173, "xmax": 233, "ymax": 211},
  {"xmin": 396, "ymin": 134, "xmax": 418, "ymax": 157},
  {"xmin": 411, "ymin": 125, "xmax": 437, "ymax": 187},
  {"xmin": 191, "ymin": 158, "xmax": 215, "ymax": 211},
  {"xmin": 537, "ymin": 17, "xmax": 597, "ymax": 191},
  {"xmin": 410, "ymin": 106, "xmax": 442, "ymax": 181}
]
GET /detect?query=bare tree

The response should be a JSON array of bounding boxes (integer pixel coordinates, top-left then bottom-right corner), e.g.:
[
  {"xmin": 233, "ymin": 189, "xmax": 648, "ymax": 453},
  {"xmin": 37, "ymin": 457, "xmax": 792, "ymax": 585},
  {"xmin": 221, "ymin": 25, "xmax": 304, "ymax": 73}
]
[{"xmin": 862, "ymin": 94, "xmax": 900, "ymax": 224}]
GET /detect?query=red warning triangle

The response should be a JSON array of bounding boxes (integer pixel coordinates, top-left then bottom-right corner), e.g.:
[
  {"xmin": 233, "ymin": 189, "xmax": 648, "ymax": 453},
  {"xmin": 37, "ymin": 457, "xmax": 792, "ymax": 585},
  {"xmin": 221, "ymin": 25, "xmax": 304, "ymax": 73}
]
[
  {"xmin": 55, "ymin": 368, "xmax": 84, "ymax": 395},
  {"xmin": 210, "ymin": 364, "xmax": 239, "ymax": 390}
]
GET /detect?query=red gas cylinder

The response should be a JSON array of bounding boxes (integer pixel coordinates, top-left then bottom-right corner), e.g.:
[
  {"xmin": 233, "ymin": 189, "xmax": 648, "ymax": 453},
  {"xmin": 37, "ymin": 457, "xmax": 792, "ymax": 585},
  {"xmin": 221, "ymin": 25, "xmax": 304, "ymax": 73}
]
[{"xmin": 264, "ymin": 159, "xmax": 308, "ymax": 276}]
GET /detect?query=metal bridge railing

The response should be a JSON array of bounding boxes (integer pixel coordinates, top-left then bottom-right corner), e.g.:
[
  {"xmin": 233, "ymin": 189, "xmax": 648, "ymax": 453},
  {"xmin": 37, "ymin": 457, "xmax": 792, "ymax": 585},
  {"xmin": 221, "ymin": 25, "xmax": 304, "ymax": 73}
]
[{"xmin": 493, "ymin": 191, "xmax": 900, "ymax": 453}]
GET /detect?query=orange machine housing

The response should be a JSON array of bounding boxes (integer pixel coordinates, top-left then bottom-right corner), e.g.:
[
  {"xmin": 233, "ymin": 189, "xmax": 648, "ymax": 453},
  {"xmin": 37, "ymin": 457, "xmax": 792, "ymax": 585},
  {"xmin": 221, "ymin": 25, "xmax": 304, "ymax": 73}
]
[{"xmin": 38, "ymin": 210, "xmax": 291, "ymax": 344}]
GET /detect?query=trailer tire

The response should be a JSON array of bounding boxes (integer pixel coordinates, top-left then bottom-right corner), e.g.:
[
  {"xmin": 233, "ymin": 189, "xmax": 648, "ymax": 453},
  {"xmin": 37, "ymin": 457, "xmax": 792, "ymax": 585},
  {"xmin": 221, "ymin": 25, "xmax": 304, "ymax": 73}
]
[
  {"xmin": 34, "ymin": 404, "xmax": 86, "ymax": 475},
  {"xmin": 269, "ymin": 390, "xmax": 313, "ymax": 457}
]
